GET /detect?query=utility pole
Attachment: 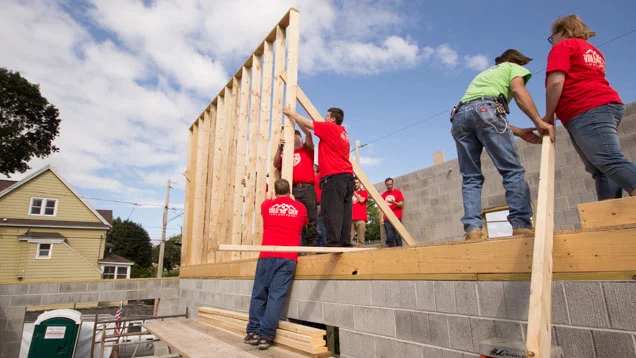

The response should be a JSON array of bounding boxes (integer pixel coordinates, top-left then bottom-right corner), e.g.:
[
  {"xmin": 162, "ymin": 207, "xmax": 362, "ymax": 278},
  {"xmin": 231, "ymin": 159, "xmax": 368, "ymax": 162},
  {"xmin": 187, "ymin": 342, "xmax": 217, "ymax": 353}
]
[
  {"xmin": 157, "ymin": 179, "xmax": 171, "ymax": 278},
  {"xmin": 355, "ymin": 140, "xmax": 361, "ymax": 164}
]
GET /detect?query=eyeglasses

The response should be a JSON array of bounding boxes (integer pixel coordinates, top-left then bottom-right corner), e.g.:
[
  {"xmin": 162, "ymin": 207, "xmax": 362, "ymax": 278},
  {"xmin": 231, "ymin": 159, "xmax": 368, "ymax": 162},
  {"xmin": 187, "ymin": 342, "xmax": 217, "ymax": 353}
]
[{"xmin": 547, "ymin": 33, "xmax": 556, "ymax": 44}]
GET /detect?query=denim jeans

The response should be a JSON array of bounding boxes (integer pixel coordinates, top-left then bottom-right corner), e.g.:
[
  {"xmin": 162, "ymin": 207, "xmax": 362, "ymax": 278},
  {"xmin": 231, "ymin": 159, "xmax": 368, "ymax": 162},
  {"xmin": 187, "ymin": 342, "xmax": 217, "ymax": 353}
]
[
  {"xmin": 316, "ymin": 205, "xmax": 326, "ymax": 247},
  {"xmin": 384, "ymin": 220, "xmax": 402, "ymax": 247},
  {"xmin": 564, "ymin": 103, "xmax": 636, "ymax": 199},
  {"xmin": 452, "ymin": 99, "xmax": 533, "ymax": 232},
  {"xmin": 247, "ymin": 258, "xmax": 296, "ymax": 339}
]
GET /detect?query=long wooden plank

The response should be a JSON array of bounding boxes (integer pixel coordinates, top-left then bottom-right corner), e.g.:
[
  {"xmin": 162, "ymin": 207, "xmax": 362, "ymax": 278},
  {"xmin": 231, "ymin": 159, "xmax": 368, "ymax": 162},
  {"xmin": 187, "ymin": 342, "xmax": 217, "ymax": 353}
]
[
  {"xmin": 578, "ymin": 196, "xmax": 636, "ymax": 229},
  {"xmin": 231, "ymin": 67, "xmax": 252, "ymax": 261},
  {"xmin": 242, "ymin": 56, "xmax": 263, "ymax": 260},
  {"xmin": 207, "ymin": 94, "xmax": 227, "ymax": 264},
  {"xmin": 198, "ymin": 307, "xmax": 326, "ymax": 337},
  {"xmin": 267, "ymin": 25, "xmax": 286, "ymax": 189},
  {"xmin": 285, "ymin": 78, "xmax": 417, "ymax": 246},
  {"xmin": 280, "ymin": 10, "xmax": 300, "ymax": 184},
  {"xmin": 191, "ymin": 113, "xmax": 211, "ymax": 266},
  {"xmin": 181, "ymin": 226, "xmax": 636, "ymax": 279},
  {"xmin": 219, "ymin": 244, "xmax": 375, "ymax": 253},
  {"xmin": 252, "ymin": 40, "xmax": 275, "ymax": 259},
  {"xmin": 201, "ymin": 106, "xmax": 218, "ymax": 265},
  {"xmin": 526, "ymin": 135, "xmax": 556, "ymax": 358},
  {"xmin": 221, "ymin": 79, "xmax": 241, "ymax": 262},
  {"xmin": 181, "ymin": 126, "xmax": 196, "ymax": 266}
]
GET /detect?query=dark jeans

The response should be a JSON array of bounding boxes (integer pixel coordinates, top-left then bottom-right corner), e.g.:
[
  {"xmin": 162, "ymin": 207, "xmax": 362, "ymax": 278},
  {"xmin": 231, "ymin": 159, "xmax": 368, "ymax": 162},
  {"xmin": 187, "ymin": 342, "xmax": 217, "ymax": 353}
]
[
  {"xmin": 384, "ymin": 220, "xmax": 403, "ymax": 247},
  {"xmin": 293, "ymin": 183, "xmax": 317, "ymax": 246},
  {"xmin": 247, "ymin": 258, "xmax": 296, "ymax": 339},
  {"xmin": 564, "ymin": 103, "xmax": 636, "ymax": 199},
  {"xmin": 321, "ymin": 174, "xmax": 354, "ymax": 247},
  {"xmin": 316, "ymin": 205, "xmax": 326, "ymax": 247}
]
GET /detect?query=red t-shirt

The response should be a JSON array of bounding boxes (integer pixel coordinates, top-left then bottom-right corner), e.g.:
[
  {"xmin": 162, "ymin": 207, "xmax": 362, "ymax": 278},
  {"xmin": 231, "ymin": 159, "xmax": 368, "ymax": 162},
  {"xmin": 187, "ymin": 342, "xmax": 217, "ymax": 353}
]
[
  {"xmin": 259, "ymin": 196, "xmax": 308, "ymax": 261},
  {"xmin": 314, "ymin": 122, "xmax": 353, "ymax": 177},
  {"xmin": 352, "ymin": 190, "xmax": 368, "ymax": 221},
  {"xmin": 546, "ymin": 38, "xmax": 622, "ymax": 124},
  {"xmin": 382, "ymin": 189, "xmax": 404, "ymax": 220},
  {"xmin": 277, "ymin": 146, "xmax": 315, "ymax": 184},
  {"xmin": 314, "ymin": 178, "xmax": 322, "ymax": 203}
]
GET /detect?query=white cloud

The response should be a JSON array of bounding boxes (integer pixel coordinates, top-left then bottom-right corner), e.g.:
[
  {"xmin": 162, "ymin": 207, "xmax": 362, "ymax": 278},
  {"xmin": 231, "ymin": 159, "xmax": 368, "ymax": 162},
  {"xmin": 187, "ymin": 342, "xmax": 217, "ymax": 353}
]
[
  {"xmin": 464, "ymin": 54, "xmax": 490, "ymax": 71},
  {"xmin": 360, "ymin": 156, "xmax": 383, "ymax": 167},
  {"xmin": 434, "ymin": 44, "xmax": 459, "ymax": 67}
]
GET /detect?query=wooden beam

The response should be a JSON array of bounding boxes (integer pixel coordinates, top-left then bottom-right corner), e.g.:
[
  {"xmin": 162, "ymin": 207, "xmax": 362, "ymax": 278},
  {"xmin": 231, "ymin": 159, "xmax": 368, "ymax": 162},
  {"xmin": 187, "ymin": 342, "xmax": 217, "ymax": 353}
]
[
  {"xmin": 190, "ymin": 112, "xmax": 211, "ymax": 266},
  {"xmin": 267, "ymin": 26, "xmax": 286, "ymax": 193},
  {"xmin": 526, "ymin": 135, "xmax": 556, "ymax": 358},
  {"xmin": 281, "ymin": 10, "xmax": 300, "ymax": 184},
  {"xmin": 207, "ymin": 94, "xmax": 227, "ymax": 264},
  {"xmin": 181, "ymin": 126, "xmax": 196, "ymax": 266},
  {"xmin": 282, "ymin": 76, "xmax": 417, "ymax": 246},
  {"xmin": 221, "ymin": 78, "xmax": 241, "ymax": 262},
  {"xmin": 252, "ymin": 40, "xmax": 275, "ymax": 259},
  {"xmin": 219, "ymin": 244, "xmax": 375, "ymax": 253},
  {"xmin": 180, "ymin": 226, "xmax": 636, "ymax": 279},
  {"xmin": 201, "ymin": 106, "xmax": 218, "ymax": 265},
  {"xmin": 578, "ymin": 196, "xmax": 636, "ymax": 229}
]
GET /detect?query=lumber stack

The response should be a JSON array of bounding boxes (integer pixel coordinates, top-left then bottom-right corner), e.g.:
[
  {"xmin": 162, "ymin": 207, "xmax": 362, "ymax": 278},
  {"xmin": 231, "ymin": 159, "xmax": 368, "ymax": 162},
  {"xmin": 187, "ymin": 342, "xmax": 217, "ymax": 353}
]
[{"xmin": 197, "ymin": 307, "xmax": 330, "ymax": 357}]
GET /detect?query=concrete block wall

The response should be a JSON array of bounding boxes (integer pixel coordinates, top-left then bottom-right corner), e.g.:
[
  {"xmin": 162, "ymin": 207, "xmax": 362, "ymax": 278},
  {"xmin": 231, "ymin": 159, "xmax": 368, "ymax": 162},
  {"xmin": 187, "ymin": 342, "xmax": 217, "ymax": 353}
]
[
  {"xmin": 0, "ymin": 278, "xmax": 179, "ymax": 358},
  {"xmin": 378, "ymin": 101, "xmax": 636, "ymax": 245},
  {"xmin": 178, "ymin": 278, "xmax": 636, "ymax": 358}
]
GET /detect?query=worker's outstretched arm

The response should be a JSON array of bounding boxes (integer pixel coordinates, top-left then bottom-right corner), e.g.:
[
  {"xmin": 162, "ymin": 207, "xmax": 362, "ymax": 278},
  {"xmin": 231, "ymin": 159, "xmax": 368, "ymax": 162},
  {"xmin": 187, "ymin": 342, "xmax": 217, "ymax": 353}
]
[
  {"xmin": 510, "ymin": 77, "xmax": 554, "ymax": 142},
  {"xmin": 284, "ymin": 105, "xmax": 314, "ymax": 132}
]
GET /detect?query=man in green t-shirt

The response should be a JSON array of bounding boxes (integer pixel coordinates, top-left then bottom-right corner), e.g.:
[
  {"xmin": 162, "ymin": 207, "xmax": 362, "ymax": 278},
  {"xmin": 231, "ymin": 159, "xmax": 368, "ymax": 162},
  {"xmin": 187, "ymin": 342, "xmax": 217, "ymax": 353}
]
[{"xmin": 451, "ymin": 49, "xmax": 554, "ymax": 241}]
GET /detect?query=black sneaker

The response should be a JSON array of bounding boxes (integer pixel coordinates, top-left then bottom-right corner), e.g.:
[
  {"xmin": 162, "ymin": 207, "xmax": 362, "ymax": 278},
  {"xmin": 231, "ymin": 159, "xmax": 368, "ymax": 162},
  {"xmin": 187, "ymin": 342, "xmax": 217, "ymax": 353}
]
[
  {"xmin": 257, "ymin": 337, "xmax": 273, "ymax": 350},
  {"xmin": 244, "ymin": 332, "xmax": 259, "ymax": 345}
]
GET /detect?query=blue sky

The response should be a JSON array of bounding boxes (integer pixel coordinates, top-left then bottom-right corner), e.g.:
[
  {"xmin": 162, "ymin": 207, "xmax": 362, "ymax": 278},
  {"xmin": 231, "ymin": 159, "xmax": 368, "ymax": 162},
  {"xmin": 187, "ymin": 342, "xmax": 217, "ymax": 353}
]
[{"xmin": 1, "ymin": 0, "xmax": 635, "ymax": 244}]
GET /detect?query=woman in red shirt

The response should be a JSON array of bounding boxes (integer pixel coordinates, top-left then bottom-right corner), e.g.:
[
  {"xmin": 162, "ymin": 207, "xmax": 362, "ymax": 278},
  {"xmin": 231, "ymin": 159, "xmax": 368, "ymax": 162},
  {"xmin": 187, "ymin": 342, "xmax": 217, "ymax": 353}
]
[{"xmin": 544, "ymin": 15, "xmax": 636, "ymax": 199}]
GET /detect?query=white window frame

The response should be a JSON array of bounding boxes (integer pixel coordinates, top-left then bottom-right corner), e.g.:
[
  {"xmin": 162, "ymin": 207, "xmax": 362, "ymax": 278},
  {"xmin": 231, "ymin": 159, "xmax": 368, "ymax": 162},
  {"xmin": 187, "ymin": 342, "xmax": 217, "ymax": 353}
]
[
  {"xmin": 36, "ymin": 243, "xmax": 53, "ymax": 259},
  {"xmin": 28, "ymin": 197, "xmax": 58, "ymax": 217},
  {"xmin": 101, "ymin": 264, "xmax": 131, "ymax": 280}
]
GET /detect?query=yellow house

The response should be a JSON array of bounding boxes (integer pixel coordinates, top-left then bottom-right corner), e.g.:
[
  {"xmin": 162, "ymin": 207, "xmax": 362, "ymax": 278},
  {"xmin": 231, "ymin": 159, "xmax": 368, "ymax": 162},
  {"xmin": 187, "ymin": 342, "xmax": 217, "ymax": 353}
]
[{"xmin": 0, "ymin": 165, "xmax": 128, "ymax": 283}]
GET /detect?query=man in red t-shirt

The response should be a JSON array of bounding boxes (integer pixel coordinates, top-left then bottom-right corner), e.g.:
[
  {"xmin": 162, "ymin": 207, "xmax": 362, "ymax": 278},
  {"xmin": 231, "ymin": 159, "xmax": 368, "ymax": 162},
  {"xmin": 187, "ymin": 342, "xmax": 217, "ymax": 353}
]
[
  {"xmin": 381, "ymin": 177, "xmax": 404, "ymax": 247},
  {"xmin": 273, "ymin": 130, "xmax": 317, "ymax": 246},
  {"xmin": 245, "ymin": 179, "xmax": 308, "ymax": 350},
  {"xmin": 283, "ymin": 105, "xmax": 354, "ymax": 247},
  {"xmin": 351, "ymin": 177, "xmax": 368, "ymax": 246}
]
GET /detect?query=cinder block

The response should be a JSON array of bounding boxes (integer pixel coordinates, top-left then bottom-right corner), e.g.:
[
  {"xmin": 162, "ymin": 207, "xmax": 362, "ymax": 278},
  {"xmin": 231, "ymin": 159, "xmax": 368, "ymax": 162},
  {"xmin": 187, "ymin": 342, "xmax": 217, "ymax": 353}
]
[
  {"xmin": 195, "ymin": 280, "xmax": 203, "ymax": 290},
  {"xmin": 179, "ymin": 279, "xmax": 196, "ymax": 291},
  {"xmin": 494, "ymin": 321, "xmax": 522, "ymax": 341},
  {"xmin": 33, "ymin": 293, "xmax": 69, "ymax": 306},
  {"xmin": 411, "ymin": 311, "xmax": 431, "ymax": 344},
  {"xmin": 59, "ymin": 282, "xmax": 88, "ymax": 293},
  {"xmin": 477, "ymin": 282, "xmax": 506, "ymax": 319},
  {"xmin": 564, "ymin": 282, "xmax": 610, "ymax": 328},
  {"xmin": 394, "ymin": 310, "xmax": 413, "ymax": 341},
  {"xmin": 10, "ymin": 294, "xmax": 41, "ymax": 307},
  {"xmin": 448, "ymin": 316, "xmax": 473, "ymax": 351},
  {"xmin": 551, "ymin": 282, "xmax": 569, "ymax": 324},
  {"xmin": 0, "ymin": 285, "xmax": 28, "ymax": 296},
  {"xmin": 353, "ymin": 306, "xmax": 395, "ymax": 337},
  {"xmin": 405, "ymin": 343, "xmax": 423, "ymax": 358},
  {"xmin": 503, "ymin": 282, "xmax": 530, "ymax": 320},
  {"xmin": 314, "ymin": 280, "xmax": 337, "ymax": 302},
  {"xmin": 1, "ymin": 342, "xmax": 21, "ymax": 358},
  {"xmin": 322, "ymin": 302, "xmax": 354, "ymax": 329},
  {"xmin": 428, "ymin": 314, "xmax": 450, "ymax": 348},
  {"xmin": 297, "ymin": 301, "xmax": 322, "ymax": 323},
  {"xmin": 284, "ymin": 299, "xmax": 299, "ymax": 319},
  {"xmin": 28, "ymin": 283, "xmax": 59, "ymax": 295},
  {"xmin": 339, "ymin": 330, "xmax": 375, "ymax": 358},
  {"xmin": 5, "ymin": 318, "xmax": 23, "ymax": 333},
  {"xmin": 86, "ymin": 281, "xmax": 114, "ymax": 292},
  {"xmin": 375, "ymin": 337, "xmax": 406, "ymax": 358},
  {"xmin": 138, "ymin": 279, "xmax": 162, "ymax": 290},
  {"xmin": 421, "ymin": 346, "xmax": 443, "ymax": 358},
  {"xmin": 371, "ymin": 281, "xmax": 388, "ymax": 306},
  {"xmin": 113, "ymin": 280, "xmax": 138, "ymax": 291},
  {"xmin": 469, "ymin": 318, "xmax": 495, "ymax": 353},
  {"xmin": 385, "ymin": 281, "xmax": 417, "ymax": 310},
  {"xmin": 455, "ymin": 282, "xmax": 478, "ymax": 316},
  {"xmin": 554, "ymin": 326, "xmax": 595, "ymax": 358},
  {"xmin": 98, "ymin": 291, "xmax": 124, "ymax": 302},
  {"xmin": 592, "ymin": 330, "xmax": 636, "ymax": 358},
  {"xmin": 161, "ymin": 279, "xmax": 179, "ymax": 289},
  {"xmin": 602, "ymin": 282, "xmax": 636, "ymax": 330},
  {"xmin": 440, "ymin": 350, "xmax": 463, "ymax": 358},
  {"xmin": 71, "ymin": 292, "xmax": 99, "ymax": 303},
  {"xmin": 416, "ymin": 282, "xmax": 436, "ymax": 311},
  {"xmin": 434, "ymin": 282, "xmax": 457, "ymax": 314}
]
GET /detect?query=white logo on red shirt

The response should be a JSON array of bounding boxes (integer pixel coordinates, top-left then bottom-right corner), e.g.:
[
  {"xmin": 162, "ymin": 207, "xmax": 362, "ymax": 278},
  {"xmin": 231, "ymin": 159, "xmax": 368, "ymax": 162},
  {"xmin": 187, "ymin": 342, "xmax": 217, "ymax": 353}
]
[
  {"xmin": 269, "ymin": 203, "xmax": 299, "ymax": 217},
  {"xmin": 293, "ymin": 152, "xmax": 301, "ymax": 166},
  {"xmin": 385, "ymin": 195, "xmax": 395, "ymax": 204},
  {"xmin": 583, "ymin": 49, "xmax": 605, "ymax": 71},
  {"xmin": 341, "ymin": 130, "xmax": 349, "ymax": 142},
  {"xmin": 352, "ymin": 194, "xmax": 358, "ymax": 203}
]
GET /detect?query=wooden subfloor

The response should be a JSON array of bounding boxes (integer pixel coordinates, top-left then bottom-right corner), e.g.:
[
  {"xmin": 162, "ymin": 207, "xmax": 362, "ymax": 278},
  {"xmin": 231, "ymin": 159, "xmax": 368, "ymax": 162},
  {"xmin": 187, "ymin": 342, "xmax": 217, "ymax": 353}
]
[{"xmin": 144, "ymin": 319, "xmax": 317, "ymax": 358}]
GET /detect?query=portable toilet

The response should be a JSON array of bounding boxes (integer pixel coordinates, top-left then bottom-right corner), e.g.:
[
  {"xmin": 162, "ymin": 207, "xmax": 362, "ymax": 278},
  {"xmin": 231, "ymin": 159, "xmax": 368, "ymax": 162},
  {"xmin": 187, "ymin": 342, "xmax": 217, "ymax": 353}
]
[{"xmin": 28, "ymin": 309, "xmax": 82, "ymax": 358}]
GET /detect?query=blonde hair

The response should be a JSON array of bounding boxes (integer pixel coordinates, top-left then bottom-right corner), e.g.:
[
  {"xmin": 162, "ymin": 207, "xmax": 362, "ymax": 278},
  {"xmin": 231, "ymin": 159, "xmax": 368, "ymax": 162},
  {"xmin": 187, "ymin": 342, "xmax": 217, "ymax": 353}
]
[{"xmin": 552, "ymin": 15, "xmax": 596, "ymax": 40}]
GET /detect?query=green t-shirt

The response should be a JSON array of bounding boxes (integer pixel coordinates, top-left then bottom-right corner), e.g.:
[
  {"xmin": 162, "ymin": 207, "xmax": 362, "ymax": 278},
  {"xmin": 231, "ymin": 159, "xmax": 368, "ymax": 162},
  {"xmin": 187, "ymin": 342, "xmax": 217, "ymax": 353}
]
[{"xmin": 460, "ymin": 62, "xmax": 531, "ymax": 103}]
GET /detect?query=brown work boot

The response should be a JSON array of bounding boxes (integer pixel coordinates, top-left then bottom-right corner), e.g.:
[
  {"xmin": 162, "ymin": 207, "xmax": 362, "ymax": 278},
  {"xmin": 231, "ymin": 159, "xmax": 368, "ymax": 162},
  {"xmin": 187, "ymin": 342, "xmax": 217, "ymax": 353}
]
[
  {"xmin": 512, "ymin": 227, "xmax": 534, "ymax": 236},
  {"xmin": 464, "ymin": 230, "xmax": 482, "ymax": 241}
]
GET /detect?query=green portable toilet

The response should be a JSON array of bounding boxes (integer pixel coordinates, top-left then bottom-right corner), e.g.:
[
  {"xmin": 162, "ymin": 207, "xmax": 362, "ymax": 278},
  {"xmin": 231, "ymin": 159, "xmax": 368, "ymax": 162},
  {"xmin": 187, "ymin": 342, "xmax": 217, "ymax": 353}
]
[{"xmin": 28, "ymin": 309, "xmax": 82, "ymax": 358}]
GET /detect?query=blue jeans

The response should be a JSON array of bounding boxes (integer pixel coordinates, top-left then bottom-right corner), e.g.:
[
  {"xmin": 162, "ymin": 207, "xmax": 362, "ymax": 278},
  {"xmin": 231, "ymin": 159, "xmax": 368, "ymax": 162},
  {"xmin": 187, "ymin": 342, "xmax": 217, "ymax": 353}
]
[
  {"xmin": 452, "ymin": 99, "xmax": 533, "ymax": 232},
  {"xmin": 564, "ymin": 103, "xmax": 636, "ymax": 199},
  {"xmin": 316, "ymin": 205, "xmax": 326, "ymax": 247},
  {"xmin": 384, "ymin": 220, "xmax": 403, "ymax": 247},
  {"xmin": 247, "ymin": 258, "xmax": 296, "ymax": 339}
]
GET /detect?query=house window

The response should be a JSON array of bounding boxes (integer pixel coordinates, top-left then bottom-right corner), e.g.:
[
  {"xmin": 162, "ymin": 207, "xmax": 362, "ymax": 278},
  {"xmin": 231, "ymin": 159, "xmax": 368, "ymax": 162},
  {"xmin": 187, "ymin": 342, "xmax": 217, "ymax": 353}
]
[
  {"xmin": 29, "ymin": 198, "xmax": 58, "ymax": 216},
  {"xmin": 36, "ymin": 243, "xmax": 53, "ymax": 259},
  {"xmin": 103, "ymin": 266, "xmax": 116, "ymax": 279},
  {"xmin": 483, "ymin": 206, "xmax": 513, "ymax": 238},
  {"xmin": 117, "ymin": 267, "xmax": 128, "ymax": 279},
  {"xmin": 102, "ymin": 266, "xmax": 130, "ymax": 280}
]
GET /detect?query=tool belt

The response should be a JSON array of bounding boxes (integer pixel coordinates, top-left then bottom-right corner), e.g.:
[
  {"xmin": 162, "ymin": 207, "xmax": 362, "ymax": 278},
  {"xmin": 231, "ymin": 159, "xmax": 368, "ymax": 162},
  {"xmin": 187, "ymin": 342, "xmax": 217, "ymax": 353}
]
[{"xmin": 450, "ymin": 94, "xmax": 509, "ymax": 122}]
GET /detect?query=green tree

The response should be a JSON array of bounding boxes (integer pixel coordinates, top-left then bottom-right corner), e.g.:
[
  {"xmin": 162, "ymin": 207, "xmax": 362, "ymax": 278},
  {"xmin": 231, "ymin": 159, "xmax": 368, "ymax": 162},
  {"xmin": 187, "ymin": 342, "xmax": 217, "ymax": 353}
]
[
  {"xmin": 107, "ymin": 218, "xmax": 153, "ymax": 269},
  {"xmin": 0, "ymin": 68, "xmax": 61, "ymax": 176},
  {"xmin": 152, "ymin": 235, "xmax": 182, "ymax": 272},
  {"xmin": 365, "ymin": 199, "xmax": 381, "ymax": 243}
]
